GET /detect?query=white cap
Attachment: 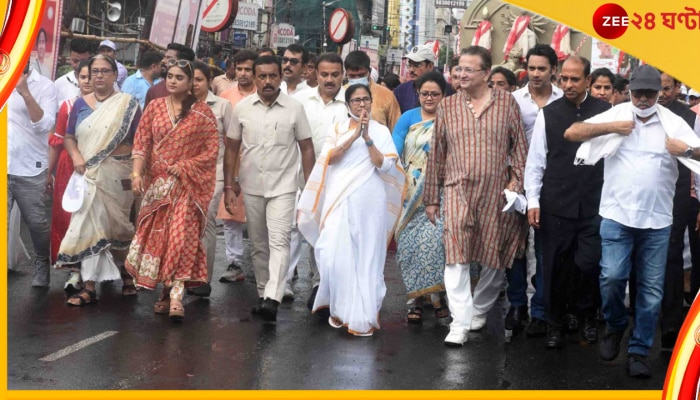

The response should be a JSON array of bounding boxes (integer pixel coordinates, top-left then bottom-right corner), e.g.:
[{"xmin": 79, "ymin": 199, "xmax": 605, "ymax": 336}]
[
  {"xmin": 403, "ymin": 44, "xmax": 435, "ymax": 63},
  {"xmin": 502, "ymin": 189, "xmax": 527, "ymax": 215},
  {"xmin": 98, "ymin": 39, "xmax": 117, "ymax": 51},
  {"xmin": 689, "ymin": 89, "xmax": 700, "ymax": 98},
  {"xmin": 62, "ymin": 172, "xmax": 88, "ymax": 212}
]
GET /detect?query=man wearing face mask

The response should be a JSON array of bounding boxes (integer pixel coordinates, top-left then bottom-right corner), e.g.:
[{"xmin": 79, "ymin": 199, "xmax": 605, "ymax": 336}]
[
  {"xmin": 289, "ymin": 53, "xmax": 349, "ymax": 308},
  {"xmin": 344, "ymin": 51, "xmax": 401, "ymax": 131},
  {"xmin": 655, "ymin": 71, "xmax": 700, "ymax": 350},
  {"xmin": 565, "ymin": 65, "xmax": 700, "ymax": 378}
]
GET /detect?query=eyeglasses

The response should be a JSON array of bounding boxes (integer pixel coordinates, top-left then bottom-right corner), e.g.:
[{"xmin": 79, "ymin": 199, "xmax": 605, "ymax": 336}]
[
  {"xmin": 280, "ymin": 57, "xmax": 301, "ymax": 66},
  {"xmin": 418, "ymin": 91, "xmax": 443, "ymax": 99},
  {"xmin": 166, "ymin": 59, "xmax": 193, "ymax": 70},
  {"xmin": 630, "ymin": 89, "xmax": 658, "ymax": 99},
  {"xmin": 90, "ymin": 68, "xmax": 114, "ymax": 76},
  {"xmin": 454, "ymin": 67, "xmax": 483, "ymax": 74},
  {"xmin": 407, "ymin": 61, "xmax": 426, "ymax": 69},
  {"xmin": 348, "ymin": 97, "xmax": 372, "ymax": 106}
]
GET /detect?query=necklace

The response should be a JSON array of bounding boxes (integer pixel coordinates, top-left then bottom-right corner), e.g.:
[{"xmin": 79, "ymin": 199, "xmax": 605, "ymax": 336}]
[{"xmin": 94, "ymin": 91, "xmax": 115, "ymax": 108}]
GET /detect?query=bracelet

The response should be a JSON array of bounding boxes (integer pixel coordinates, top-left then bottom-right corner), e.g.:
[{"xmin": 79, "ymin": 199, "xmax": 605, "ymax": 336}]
[
  {"xmin": 130, "ymin": 172, "xmax": 140, "ymax": 179},
  {"xmin": 224, "ymin": 185, "xmax": 233, "ymax": 190},
  {"xmin": 365, "ymin": 139, "xmax": 374, "ymax": 147}
]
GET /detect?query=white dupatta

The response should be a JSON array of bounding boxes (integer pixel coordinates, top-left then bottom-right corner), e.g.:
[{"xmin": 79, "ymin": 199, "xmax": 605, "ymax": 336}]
[{"xmin": 297, "ymin": 119, "xmax": 407, "ymax": 247}]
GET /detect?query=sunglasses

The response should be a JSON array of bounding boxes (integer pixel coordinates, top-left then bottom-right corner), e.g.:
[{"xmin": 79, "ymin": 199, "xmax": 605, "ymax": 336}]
[
  {"xmin": 166, "ymin": 59, "xmax": 193, "ymax": 70},
  {"xmin": 630, "ymin": 89, "xmax": 658, "ymax": 99},
  {"xmin": 280, "ymin": 57, "xmax": 301, "ymax": 66}
]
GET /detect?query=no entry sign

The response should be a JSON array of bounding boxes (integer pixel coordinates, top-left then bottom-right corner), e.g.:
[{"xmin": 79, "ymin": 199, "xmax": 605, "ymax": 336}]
[
  {"xmin": 201, "ymin": 0, "xmax": 239, "ymax": 33},
  {"xmin": 328, "ymin": 8, "xmax": 354, "ymax": 44}
]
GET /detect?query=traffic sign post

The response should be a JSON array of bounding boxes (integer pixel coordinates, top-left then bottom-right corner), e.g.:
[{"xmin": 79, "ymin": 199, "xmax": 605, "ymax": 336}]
[{"xmin": 327, "ymin": 8, "xmax": 354, "ymax": 48}]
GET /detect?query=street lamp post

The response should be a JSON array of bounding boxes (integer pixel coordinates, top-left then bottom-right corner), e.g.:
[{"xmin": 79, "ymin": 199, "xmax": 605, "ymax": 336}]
[{"xmin": 321, "ymin": 0, "xmax": 341, "ymax": 52}]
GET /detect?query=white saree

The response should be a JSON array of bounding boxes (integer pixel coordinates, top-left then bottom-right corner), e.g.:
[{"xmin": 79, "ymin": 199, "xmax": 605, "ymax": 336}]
[
  {"xmin": 56, "ymin": 93, "xmax": 139, "ymax": 282},
  {"xmin": 298, "ymin": 119, "xmax": 406, "ymax": 335}
]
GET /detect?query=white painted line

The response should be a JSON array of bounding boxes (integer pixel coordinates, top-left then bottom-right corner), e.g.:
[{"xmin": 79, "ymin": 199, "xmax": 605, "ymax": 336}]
[{"xmin": 39, "ymin": 331, "xmax": 118, "ymax": 362}]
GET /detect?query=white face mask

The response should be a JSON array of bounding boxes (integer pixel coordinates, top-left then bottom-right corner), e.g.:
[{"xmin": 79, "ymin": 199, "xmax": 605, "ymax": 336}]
[
  {"xmin": 348, "ymin": 76, "xmax": 369, "ymax": 86},
  {"xmin": 629, "ymin": 90, "xmax": 660, "ymax": 118},
  {"xmin": 347, "ymin": 109, "xmax": 361, "ymax": 121}
]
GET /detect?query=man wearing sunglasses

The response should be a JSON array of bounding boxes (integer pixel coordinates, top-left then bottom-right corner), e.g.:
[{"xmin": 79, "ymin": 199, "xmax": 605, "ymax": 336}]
[
  {"xmin": 564, "ymin": 65, "xmax": 700, "ymax": 378},
  {"xmin": 279, "ymin": 43, "xmax": 309, "ymax": 95}
]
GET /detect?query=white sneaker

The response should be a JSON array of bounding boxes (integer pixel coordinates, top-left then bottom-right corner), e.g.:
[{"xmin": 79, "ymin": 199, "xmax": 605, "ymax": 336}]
[
  {"xmin": 471, "ymin": 314, "xmax": 487, "ymax": 331},
  {"xmin": 444, "ymin": 327, "xmax": 468, "ymax": 346}
]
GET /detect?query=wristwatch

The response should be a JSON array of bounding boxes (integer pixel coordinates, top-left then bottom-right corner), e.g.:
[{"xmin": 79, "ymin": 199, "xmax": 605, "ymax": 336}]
[{"xmin": 684, "ymin": 146, "xmax": 695, "ymax": 158}]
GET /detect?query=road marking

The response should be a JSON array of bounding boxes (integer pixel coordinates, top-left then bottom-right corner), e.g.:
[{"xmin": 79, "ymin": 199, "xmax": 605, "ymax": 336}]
[{"xmin": 39, "ymin": 331, "xmax": 118, "ymax": 362}]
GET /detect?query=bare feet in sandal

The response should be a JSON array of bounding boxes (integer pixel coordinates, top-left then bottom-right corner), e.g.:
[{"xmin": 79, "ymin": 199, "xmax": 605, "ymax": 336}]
[
  {"xmin": 407, "ymin": 306, "xmax": 423, "ymax": 324},
  {"xmin": 169, "ymin": 299, "xmax": 185, "ymax": 322},
  {"xmin": 67, "ymin": 289, "xmax": 98, "ymax": 306},
  {"xmin": 154, "ymin": 290, "xmax": 170, "ymax": 314}
]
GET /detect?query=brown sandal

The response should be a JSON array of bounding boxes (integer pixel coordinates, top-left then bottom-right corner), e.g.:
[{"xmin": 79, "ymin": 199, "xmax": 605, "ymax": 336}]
[
  {"xmin": 67, "ymin": 289, "xmax": 98, "ymax": 306},
  {"xmin": 169, "ymin": 300, "xmax": 185, "ymax": 322},
  {"xmin": 154, "ymin": 290, "xmax": 170, "ymax": 314}
]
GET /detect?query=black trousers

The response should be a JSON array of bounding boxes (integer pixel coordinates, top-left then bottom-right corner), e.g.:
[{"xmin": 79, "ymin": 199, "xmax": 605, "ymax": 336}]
[
  {"xmin": 660, "ymin": 198, "xmax": 700, "ymax": 334},
  {"xmin": 540, "ymin": 212, "xmax": 602, "ymax": 328}
]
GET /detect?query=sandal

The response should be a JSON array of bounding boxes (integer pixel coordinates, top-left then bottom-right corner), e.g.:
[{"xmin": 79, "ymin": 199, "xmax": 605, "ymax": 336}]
[
  {"xmin": 67, "ymin": 289, "xmax": 98, "ymax": 306},
  {"xmin": 169, "ymin": 299, "xmax": 185, "ymax": 322},
  {"xmin": 121, "ymin": 273, "xmax": 137, "ymax": 296},
  {"xmin": 407, "ymin": 306, "xmax": 423, "ymax": 324},
  {"xmin": 154, "ymin": 290, "xmax": 170, "ymax": 314},
  {"xmin": 435, "ymin": 306, "xmax": 450, "ymax": 319}
]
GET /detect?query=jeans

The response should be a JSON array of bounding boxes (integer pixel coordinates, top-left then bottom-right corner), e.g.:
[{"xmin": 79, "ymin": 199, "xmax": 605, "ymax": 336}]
[
  {"xmin": 599, "ymin": 218, "xmax": 670, "ymax": 356},
  {"xmin": 531, "ymin": 231, "xmax": 545, "ymax": 320},
  {"xmin": 506, "ymin": 229, "xmax": 545, "ymax": 320},
  {"xmin": 7, "ymin": 172, "xmax": 50, "ymax": 265}
]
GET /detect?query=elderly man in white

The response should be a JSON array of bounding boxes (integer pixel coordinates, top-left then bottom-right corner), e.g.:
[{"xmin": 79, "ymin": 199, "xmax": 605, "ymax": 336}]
[{"xmin": 564, "ymin": 65, "xmax": 700, "ymax": 379}]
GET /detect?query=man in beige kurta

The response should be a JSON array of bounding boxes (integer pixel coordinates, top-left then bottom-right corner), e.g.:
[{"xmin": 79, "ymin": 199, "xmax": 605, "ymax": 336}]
[
  {"xmin": 223, "ymin": 56, "xmax": 315, "ymax": 322},
  {"xmin": 424, "ymin": 46, "xmax": 529, "ymax": 346}
]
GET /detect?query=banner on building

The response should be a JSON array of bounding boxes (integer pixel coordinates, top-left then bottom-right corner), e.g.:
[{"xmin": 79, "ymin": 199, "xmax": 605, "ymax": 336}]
[
  {"xmin": 31, "ymin": 0, "xmax": 61, "ymax": 80},
  {"xmin": 232, "ymin": 2, "xmax": 259, "ymax": 31},
  {"xmin": 233, "ymin": 31, "xmax": 248, "ymax": 47},
  {"xmin": 150, "ymin": 0, "xmax": 204, "ymax": 49},
  {"xmin": 435, "ymin": 0, "xmax": 469, "ymax": 8},
  {"xmin": 270, "ymin": 23, "xmax": 295, "ymax": 48}
]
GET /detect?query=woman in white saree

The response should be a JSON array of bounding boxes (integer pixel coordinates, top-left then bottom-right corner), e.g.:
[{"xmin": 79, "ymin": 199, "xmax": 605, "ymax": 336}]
[
  {"xmin": 298, "ymin": 84, "xmax": 406, "ymax": 336},
  {"xmin": 57, "ymin": 55, "xmax": 141, "ymax": 306}
]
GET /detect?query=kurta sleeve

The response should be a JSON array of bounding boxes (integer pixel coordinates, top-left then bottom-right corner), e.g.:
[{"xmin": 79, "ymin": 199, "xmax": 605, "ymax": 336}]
[
  {"xmin": 424, "ymin": 103, "xmax": 447, "ymax": 206},
  {"xmin": 508, "ymin": 99, "xmax": 528, "ymax": 191}
]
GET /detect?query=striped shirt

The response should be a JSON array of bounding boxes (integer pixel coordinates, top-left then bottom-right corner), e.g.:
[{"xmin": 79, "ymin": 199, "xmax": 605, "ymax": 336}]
[{"xmin": 424, "ymin": 89, "xmax": 529, "ymax": 268}]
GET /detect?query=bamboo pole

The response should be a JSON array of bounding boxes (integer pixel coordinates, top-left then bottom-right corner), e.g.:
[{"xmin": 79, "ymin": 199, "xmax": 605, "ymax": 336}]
[{"xmin": 60, "ymin": 30, "xmax": 167, "ymax": 51}]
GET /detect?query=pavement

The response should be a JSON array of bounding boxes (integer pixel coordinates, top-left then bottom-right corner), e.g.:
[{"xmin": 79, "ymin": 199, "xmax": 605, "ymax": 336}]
[{"xmin": 7, "ymin": 232, "xmax": 671, "ymax": 390}]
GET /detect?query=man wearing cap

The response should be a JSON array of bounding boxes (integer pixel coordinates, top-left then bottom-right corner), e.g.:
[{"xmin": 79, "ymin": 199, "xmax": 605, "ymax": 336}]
[
  {"xmin": 98, "ymin": 40, "xmax": 128, "ymax": 88},
  {"xmin": 394, "ymin": 44, "xmax": 454, "ymax": 113},
  {"xmin": 689, "ymin": 89, "xmax": 700, "ymax": 108},
  {"xmin": 656, "ymin": 71, "xmax": 700, "ymax": 349},
  {"xmin": 565, "ymin": 65, "xmax": 700, "ymax": 378},
  {"xmin": 525, "ymin": 56, "xmax": 611, "ymax": 349}
]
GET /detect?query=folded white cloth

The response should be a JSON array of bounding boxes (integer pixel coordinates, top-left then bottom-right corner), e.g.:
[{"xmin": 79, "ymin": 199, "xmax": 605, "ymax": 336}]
[
  {"xmin": 502, "ymin": 189, "xmax": 527, "ymax": 215},
  {"xmin": 574, "ymin": 102, "xmax": 700, "ymax": 175}
]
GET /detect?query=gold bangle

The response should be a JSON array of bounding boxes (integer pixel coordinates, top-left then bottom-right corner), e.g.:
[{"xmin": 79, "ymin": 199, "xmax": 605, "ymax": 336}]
[{"xmin": 130, "ymin": 172, "xmax": 140, "ymax": 179}]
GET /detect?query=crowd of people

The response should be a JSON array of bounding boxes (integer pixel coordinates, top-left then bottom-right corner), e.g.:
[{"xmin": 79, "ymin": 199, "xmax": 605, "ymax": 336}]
[{"xmin": 8, "ymin": 36, "xmax": 700, "ymax": 380}]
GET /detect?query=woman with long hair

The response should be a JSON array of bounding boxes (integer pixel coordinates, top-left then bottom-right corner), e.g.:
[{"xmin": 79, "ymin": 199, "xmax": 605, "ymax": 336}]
[
  {"xmin": 48, "ymin": 59, "xmax": 91, "ymax": 293},
  {"xmin": 297, "ymin": 84, "xmax": 406, "ymax": 337},
  {"xmin": 392, "ymin": 71, "xmax": 449, "ymax": 323},
  {"xmin": 56, "ymin": 54, "xmax": 141, "ymax": 306},
  {"xmin": 125, "ymin": 59, "xmax": 218, "ymax": 322}
]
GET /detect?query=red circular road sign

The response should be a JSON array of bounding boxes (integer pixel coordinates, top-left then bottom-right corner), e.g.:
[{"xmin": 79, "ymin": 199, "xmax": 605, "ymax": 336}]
[
  {"xmin": 328, "ymin": 8, "xmax": 354, "ymax": 44},
  {"xmin": 201, "ymin": 0, "xmax": 239, "ymax": 33}
]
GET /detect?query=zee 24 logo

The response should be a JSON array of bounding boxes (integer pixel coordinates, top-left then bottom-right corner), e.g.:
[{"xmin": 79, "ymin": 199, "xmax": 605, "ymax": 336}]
[{"xmin": 593, "ymin": 2, "xmax": 700, "ymax": 39}]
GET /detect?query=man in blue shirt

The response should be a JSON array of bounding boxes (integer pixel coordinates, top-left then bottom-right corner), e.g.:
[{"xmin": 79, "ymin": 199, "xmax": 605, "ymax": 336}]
[
  {"xmin": 394, "ymin": 44, "xmax": 454, "ymax": 113},
  {"xmin": 121, "ymin": 51, "xmax": 164, "ymax": 109}
]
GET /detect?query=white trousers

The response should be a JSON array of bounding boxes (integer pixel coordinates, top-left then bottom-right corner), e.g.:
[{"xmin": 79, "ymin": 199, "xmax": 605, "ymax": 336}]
[
  {"xmin": 445, "ymin": 263, "xmax": 505, "ymax": 330},
  {"xmin": 223, "ymin": 220, "xmax": 245, "ymax": 264},
  {"xmin": 285, "ymin": 228, "xmax": 320, "ymax": 286}
]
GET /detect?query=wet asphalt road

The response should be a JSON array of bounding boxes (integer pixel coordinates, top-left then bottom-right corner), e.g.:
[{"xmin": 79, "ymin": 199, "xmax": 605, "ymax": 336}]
[{"xmin": 8, "ymin": 232, "xmax": 670, "ymax": 390}]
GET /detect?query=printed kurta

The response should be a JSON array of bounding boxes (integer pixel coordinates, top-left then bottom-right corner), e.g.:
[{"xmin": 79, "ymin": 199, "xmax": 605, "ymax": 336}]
[
  {"xmin": 424, "ymin": 89, "xmax": 528, "ymax": 269},
  {"xmin": 125, "ymin": 99, "xmax": 218, "ymax": 289}
]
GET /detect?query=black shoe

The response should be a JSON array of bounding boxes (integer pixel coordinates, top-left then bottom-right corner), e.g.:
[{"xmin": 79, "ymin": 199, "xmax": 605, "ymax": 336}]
[
  {"xmin": 661, "ymin": 330, "xmax": 678, "ymax": 350},
  {"xmin": 600, "ymin": 330, "xmax": 624, "ymax": 361},
  {"xmin": 627, "ymin": 353, "xmax": 651, "ymax": 379},
  {"xmin": 596, "ymin": 308, "xmax": 606, "ymax": 324},
  {"xmin": 580, "ymin": 315, "xmax": 599, "ymax": 344},
  {"xmin": 251, "ymin": 297, "xmax": 264, "ymax": 315},
  {"xmin": 525, "ymin": 318, "xmax": 547, "ymax": 338},
  {"xmin": 565, "ymin": 313, "xmax": 579, "ymax": 332},
  {"xmin": 505, "ymin": 305, "xmax": 529, "ymax": 331},
  {"xmin": 307, "ymin": 285, "xmax": 319, "ymax": 311},
  {"xmin": 545, "ymin": 327, "xmax": 565, "ymax": 349},
  {"xmin": 186, "ymin": 283, "xmax": 212, "ymax": 297},
  {"xmin": 258, "ymin": 298, "xmax": 279, "ymax": 321}
]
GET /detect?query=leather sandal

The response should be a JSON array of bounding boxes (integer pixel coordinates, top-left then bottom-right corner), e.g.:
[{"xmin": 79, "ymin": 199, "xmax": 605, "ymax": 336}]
[
  {"xmin": 407, "ymin": 306, "xmax": 423, "ymax": 324},
  {"xmin": 169, "ymin": 300, "xmax": 185, "ymax": 322},
  {"xmin": 153, "ymin": 291, "xmax": 170, "ymax": 314},
  {"xmin": 67, "ymin": 289, "xmax": 98, "ymax": 306}
]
